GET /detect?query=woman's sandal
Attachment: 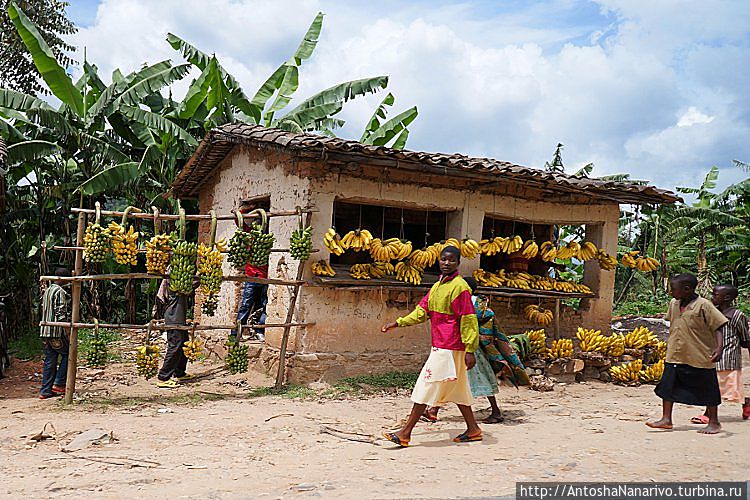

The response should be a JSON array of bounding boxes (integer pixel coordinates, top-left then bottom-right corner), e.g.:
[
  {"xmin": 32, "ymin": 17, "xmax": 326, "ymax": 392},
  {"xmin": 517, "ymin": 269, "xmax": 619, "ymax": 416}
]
[
  {"xmin": 452, "ymin": 431, "xmax": 483, "ymax": 443},
  {"xmin": 382, "ymin": 432, "xmax": 409, "ymax": 447},
  {"xmin": 690, "ymin": 415, "xmax": 709, "ymax": 425},
  {"xmin": 420, "ymin": 410, "xmax": 438, "ymax": 423},
  {"xmin": 483, "ymin": 414, "xmax": 504, "ymax": 424}
]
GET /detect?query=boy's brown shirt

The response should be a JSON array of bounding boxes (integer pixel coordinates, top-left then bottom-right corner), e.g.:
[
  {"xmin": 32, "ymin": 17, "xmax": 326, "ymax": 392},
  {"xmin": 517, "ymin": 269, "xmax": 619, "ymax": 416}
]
[{"xmin": 665, "ymin": 297, "xmax": 728, "ymax": 369}]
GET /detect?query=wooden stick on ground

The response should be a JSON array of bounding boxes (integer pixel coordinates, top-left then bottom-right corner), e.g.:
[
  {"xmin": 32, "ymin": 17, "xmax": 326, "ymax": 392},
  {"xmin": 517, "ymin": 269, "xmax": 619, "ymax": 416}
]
[{"xmin": 319, "ymin": 426, "xmax": 381, "ymax": 446}]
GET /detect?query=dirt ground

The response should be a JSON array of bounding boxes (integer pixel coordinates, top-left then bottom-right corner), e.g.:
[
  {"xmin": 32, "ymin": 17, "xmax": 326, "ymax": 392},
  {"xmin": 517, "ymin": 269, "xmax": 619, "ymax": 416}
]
[{"xmin": 2, "ymin": 354, "xmax": 749, "ymax": 499}]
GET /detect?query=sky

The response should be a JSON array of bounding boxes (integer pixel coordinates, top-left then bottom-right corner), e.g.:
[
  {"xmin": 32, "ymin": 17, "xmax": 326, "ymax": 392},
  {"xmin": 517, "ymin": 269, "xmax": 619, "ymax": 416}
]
[{"xmin": 62, "ymin": 0, "xmax": 750, "ymax": 194}]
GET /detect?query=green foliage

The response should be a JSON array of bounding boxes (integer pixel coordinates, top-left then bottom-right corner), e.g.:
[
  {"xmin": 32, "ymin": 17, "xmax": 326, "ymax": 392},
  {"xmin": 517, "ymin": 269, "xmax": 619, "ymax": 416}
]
[
  {"xmin": 337, "ymin": 371, "xmax": 419, "ymax": 389},
  {"xmin": 77, "ymin": 327, "xmax": 123, "ymax": 363},
  {"xmin": 8, "ymin": 326, "xmax": 40, "ymax": 360},
  {"xmin": 614, "ymin": 294, "xmax": 670, "ymax": 317}
]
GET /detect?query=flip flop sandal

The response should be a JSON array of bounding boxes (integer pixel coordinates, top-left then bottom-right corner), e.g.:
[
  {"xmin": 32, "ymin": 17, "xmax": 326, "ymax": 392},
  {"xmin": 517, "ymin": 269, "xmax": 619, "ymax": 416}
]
[
  {"xmin": 176, "ymin": 374, "xmax": 197, "ymax": 381},
  {"xmin": 382, "ymin": 432, "xmax": 409, "ymax": 447},
  {"xmin": 690, "ymin": 415, "xmax": 709, "ymax": 425},
  {"xmin": 483, "ymin": 415, "xmax": 504, "ymax": 424},
  {"xmin": 156, "ymin": 379, "xmax": 179, "ymax": 389},
  {"xmin": 452, "ymin": 431, "xmax": 483, "ymax": 443},
  {"xmin": 420, "ymin": 411, "xmax": 438, "ymax": 423}
]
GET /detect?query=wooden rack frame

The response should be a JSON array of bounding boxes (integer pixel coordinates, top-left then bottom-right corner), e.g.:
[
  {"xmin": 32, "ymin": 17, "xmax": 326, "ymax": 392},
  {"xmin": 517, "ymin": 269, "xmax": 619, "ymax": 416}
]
[{"xmin": 42, "ymin": 205, "xmax": 317, "ymax": 403}]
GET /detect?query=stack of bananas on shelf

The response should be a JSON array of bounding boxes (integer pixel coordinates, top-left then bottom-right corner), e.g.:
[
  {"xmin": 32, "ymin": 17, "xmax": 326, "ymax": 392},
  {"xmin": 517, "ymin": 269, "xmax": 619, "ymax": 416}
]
[
  {"xmin": 145, "ymin": 233, "xmax": 172, "ymax": 274},
  {"xmin": 323, "ymin": 228, "xmax": 347, "ymax": 256},
  {"xmin": 108, "ymin": 221, "xmax": 139, "ymax": 266},
  {"xmin": 472, "ymin": 268, "xmax": 503, "ymax": 287},
  {"xmin": 349, "ymin": 263, "xmax": 372, "ymax": 280},
  {"xmin": 368, "ymin": 261, "xmax": 395, "ymax": 278},
  {"xmin": 624, "ymin": 326, "xmax": 659, "ymax": 349},
  {"xmin": 547, "ymin": 338, "xmax": 573, "ymax": 359},
  {"xmin": 529, "ymin": 276, "xmax": 557, "ymax": 291},
  {"xmin": 341, "ymin": 229, "xmax": 374, "ymax": 251},
  {"xmin": 577, "ymin": 241, "xmax": 598, "ymax": 261},
  {"xmin": 638, "ymin": 360, "xmax": 664, "ymax": 384},
  {"xmin": 595, "ymin": 249, "xmax": 618, "ymax": 271},
  {"xmin": 311, "ymin": 260, "xmax": 336, "ymax": 277},
  {"xmin": 526, "ymin": 329, "xmax": 547, "ymax": 354},
  {"xmin": 395, "ymin": 260, "xmax": 423, "ymax": 285},
  {"xmin": 408, "ymin": 245, "xmax": 440, "ymax": 269},
  {"xmin": 83, "ymin": 221, "xmax": 111, "ymax": 263},
  {"xmin": 554, "ymin": 280, "xmax": 592, "ymax": 294},
  {"xmin": 539, "ymin": 241, "xmax": 558, "ymax": 262},
  {"xmin": 183, "ymin": 338, "xmax": 204, "ymax": 362},
  {"xmin": 370, "ymin": 237, "xmax": 413, "ymax": 261},
  {"xmin": 506, "ymin": 273, "xmax": 532, "ymax": 289},
  {"xmin": 135, "ymin": 344, "xmax": 160, "ymax": 379},
  {"xmin": 520, "ymin": 240, "xmax": 539, "ymax": 259},
  {"xmin": 555, "ymin": 240, "xmax": 581, "ymax": 260},
  {"xmin": 610, "ymin": 359, "xmax": 643, "ymax": 384},
  {"xmin": 460, "ymin": 238, "xmax": 481, "ymax": 259},
  {"xmin": 524, "ymin": 304, "xmax": 554, "ymax": 326}
]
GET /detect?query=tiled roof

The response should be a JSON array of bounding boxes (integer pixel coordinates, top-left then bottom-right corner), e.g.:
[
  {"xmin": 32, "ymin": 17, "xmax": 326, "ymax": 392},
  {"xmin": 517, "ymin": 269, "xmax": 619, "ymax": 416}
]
[{"xmin": 170, "ymin": 123, "xmax": 680, "ymax": 204}]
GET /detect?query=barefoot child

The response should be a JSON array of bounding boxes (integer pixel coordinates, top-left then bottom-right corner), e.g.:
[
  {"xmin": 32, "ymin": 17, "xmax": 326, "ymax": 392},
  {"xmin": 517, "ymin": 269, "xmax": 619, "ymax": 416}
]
[
  {"xmin": 381, "ymin": 246, "xmax": 481, "ymax": 446},
  {"xmin": 646, "ymin": 273, "xmax": 727, "ymax": 434},
  {"xmin": 691, "ymin": 285, "xmax": 750, "ymax": 423}
]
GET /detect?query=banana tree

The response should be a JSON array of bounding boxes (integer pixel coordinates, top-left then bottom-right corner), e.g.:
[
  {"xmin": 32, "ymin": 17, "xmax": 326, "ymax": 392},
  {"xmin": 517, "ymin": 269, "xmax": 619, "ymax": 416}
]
[{"xmin": 359, "ymin": 93, "xmax": 418, "ymax": 149}]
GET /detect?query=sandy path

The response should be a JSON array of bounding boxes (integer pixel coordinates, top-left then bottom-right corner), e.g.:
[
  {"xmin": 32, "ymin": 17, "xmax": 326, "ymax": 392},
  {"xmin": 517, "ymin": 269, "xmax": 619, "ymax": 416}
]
[{"xmin": 2, "ymin": 360, "xmax": 748, "ymax": 499}]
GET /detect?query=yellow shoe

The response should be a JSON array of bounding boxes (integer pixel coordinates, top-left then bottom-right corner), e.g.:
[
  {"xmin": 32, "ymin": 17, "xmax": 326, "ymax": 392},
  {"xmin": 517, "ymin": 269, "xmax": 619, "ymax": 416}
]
[
  {"xmin": 156, "ymin": 379, "xmax": 179, "ymax": 389},
  {"xmin": 176, "ymin": 374, "xmax": 196, "ymax": 382}
]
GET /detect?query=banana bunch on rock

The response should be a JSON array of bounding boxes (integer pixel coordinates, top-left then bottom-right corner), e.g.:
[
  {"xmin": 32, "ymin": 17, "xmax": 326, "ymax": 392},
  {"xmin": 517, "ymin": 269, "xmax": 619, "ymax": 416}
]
[
  {"xmin": 601, "ymin": 333, "xmax": 625, "ymax": 357},
  {"xmin": 460, "ymin": 239, "xmax": 480, "ymax": 259},
  {"xmin": 395, "ymin": 260, "xmax": 423, "ymax": 285},
  {"xmin": 228, "ymin": 228, "xmax": 253, "ymax": 270},
  {"xmin": 169, "ymin": 240, "xmax": 198, "ymax": 295},
  {"xmin": 610, "ymin": 359, "xmax": 643, "ymax": 384},
  {"xmin": 311, "ymin": 260, "xmax": 336, "ymax": 277},
  {"xmin": 526, "ymin": 329, "xmax": 547, "ymax": 354},
  {"xmin": 409, "ymin": 245, "xmax": 440, "ymax": 269},
  {"xmin": 290, "ymin": 226, "xmax": 313, "ymax": 261},
  {"xmin": 654, "ymin": 340, "xmax": 667, "ymax": 361},
  {"xmin": 369, "ymin": 261, "xmax": 395, "ymax": 278},
  {"xmin": 323, "ymin": 228, "xmax": 347, "ymax": 256},
  {"xmin": 135, "ymin": 345, "xmax": 160, "ymax": 379},
  {"xmin": 547, "ymin": 339, "xmax": 573, "ymax": 359},
  {"xmin": 595, "ymin": 249, "xmax": 618, "ymax": 271},
  {"xmin": 86, "ymin": 336, "xmax": 108, "ymax": 367},
  {"xmin": 524, "ymin": 304, "xmax": 554, "ymax": 326},
  {"xmin": 620, "ymin": 250, "xmax": 639, "ymax": 269},
  {"xmin": 341, "ymin": 229, "xmax": 374, "ymax": 251},
  {"xmin": 539, "ymin": 241, "xmax": 558, "ymax": 262},
  {"xmin": 521, "ymin": 240, "xmax": 539, "ymax": 259},
  {"xmin": 83, "ymin": 221, "xmax": 111, "ymax": 263},
  {"xmin": 577, "ymin": 241, "xmax": 598, "ymax": 261},
  {"xmin": 576, "ymin": 327, "xmax": 604, "ymax": 352},
  {"xmin": 349, "ymin": 263, "xmax": 372, "ymax": 280},
  {"xmin": 146, "ymin": 233, "xmax": 172, "ymax": 274},
  {"xmin": 638, "ymin": 360, "xmax": 664, "ymax": 384},
  {"xmin": 183, "ymin": 338, "xmax": 204, "ymax": 362},
  {"xmin": 624, "ymin": 326, "xmax": 658, "ymax": 349},
  {"xmin": 635, "ymin": 256, "xmax": 660, "ymax": 272},
  {"xmin": 225, "ymin": 341, "xmax": 249, "ymax": 374},
  {"xmin": 556, "ymin": 240, "xmax": 581, "ymax": 260},
  {"xmin": 108, "ymin": 221, "xmax": 139, "ymax": 266}
]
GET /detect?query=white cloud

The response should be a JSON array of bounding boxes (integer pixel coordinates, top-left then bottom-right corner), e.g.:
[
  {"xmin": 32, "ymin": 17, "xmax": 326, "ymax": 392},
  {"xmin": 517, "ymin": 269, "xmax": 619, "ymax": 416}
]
[{"xmin": 677, "ymin": 107, "xmax": 715, "ymax": 128}]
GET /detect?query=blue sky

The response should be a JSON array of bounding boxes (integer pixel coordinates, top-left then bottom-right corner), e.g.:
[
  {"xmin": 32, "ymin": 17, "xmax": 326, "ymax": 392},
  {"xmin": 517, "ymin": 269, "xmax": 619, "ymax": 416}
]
[{"xmin": 63, "ymin": 0, "xmax": 750, "ymax": 193}]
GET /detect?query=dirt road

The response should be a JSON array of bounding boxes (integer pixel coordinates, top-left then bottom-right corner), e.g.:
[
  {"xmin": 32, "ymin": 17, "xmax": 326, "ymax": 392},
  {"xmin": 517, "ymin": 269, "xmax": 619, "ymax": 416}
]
[{"xmin": 2, "ymin": 359, "xmax": 748, "ymax": 499}]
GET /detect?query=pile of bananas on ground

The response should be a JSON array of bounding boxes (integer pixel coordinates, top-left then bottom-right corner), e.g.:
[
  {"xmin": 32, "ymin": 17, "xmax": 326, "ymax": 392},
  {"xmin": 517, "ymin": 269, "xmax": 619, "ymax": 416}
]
[
  {"xmin": 226, "ymin": 341, "xmax": 249, "ymax": 374},
  {"xmin": 621, "ymin": 250, "xmax": 660, "ymax": 272},
  {"xmin": 526, "ymin": 329, "xmax": 547, "ymax": 354},
  {"xmin": 610, "ymin": 359, "xmax": 643, "ymax": 384},
  {"xmin": 86, "ymin": 335, "xmax": 108, "ymax": 367},
  {"xmin": 638, "ymin": 360, "xmax": 664, "ymax": 384},
  {"xmin": 479, "ymin": 235, "xmax": 523, "ymax": 256},
  {"xmin": 524, "ymin": 304, "xmax": 554, "ymax": 326},
  {"xmin": 370, "ymin": 237, "xmax": 413, "ymax": 261},
  {"xmin": 311, "ymin": 260, "xmax": 336, "ymax": 277},
  {"xmin": 576, "ymin": 328, "xmax": 625, "ymax": 356},
  {"xmin": 555, "ymin": 240, "xmax": 581, "ymax": 260},
  {"xmin": 653, "ymin": 340, "xmax": 667, "ymax": 361},
  {"xmin": 83, "ymin": 221, "xmax": 111, "ymax": 263},
  {"xmin": 369, "ymin": 261, "xmax": 395, "ymax": 278},
  {"xmin": 349, "ymin": 263, "xmax": 372, "ymax": 280},
  {"xmin": 547, "ymin": 338, "xmax": 574, "ymax": 359},
  {"xmin": 183, "ymin": 338, "xmax": 204, "ymax": 362},
  {"xmin": 341, "ymin": 229, "xmax": 374, "ymax": 251},
  {"xmin": 290, "ymin": 226, "xmax": 312, "ymax": 261},
  {"xmin": 170, "ymin": 240, "xmax": 198, "ymax": 295},
  {"xmin": 145, "ymin": 233, "xmax": 172, "ymax": 274},
  {"xmin": 197, "ymin": 240, "xmax": 226, "ymax": 316},
  {"xmin": 576, "ymin": 241, "xmax": 598, "ymax": 261},
  {"xmin": 395, "ymin": 260, "xmax": 424, "ymax": 285},
  {"xmin": 539, "ymin": 241, "xmax": 557, "ymax": 262},
  {"xmin": 459, "ymin": 238, "xmax": 481, "ymax": 259},
  {"xmin": 248, "ymin": 223, "xmax": 274, "ymax": 266},
  {"xmin": 624, "ymin": 326, "xmax": 659, "ymax": 349},
  {"xmin": 228, "ymin": 227, "xmax": 253, "ymax": 270},
  {"xmin": 323, "ymin": 228, "xmax": 347, "ymax": 256},
  {"xmin": 595, "ymin": 249, "xmax": 618, "ymax": 271},
  {"xmin": 135, "ymin": 344, "xmax": 160, "ymax": 379}
]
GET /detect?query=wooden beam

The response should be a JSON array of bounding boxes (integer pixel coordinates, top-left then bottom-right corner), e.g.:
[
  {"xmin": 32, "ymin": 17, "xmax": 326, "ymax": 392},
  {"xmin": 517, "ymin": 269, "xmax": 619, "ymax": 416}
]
[
  {"xmin": 64, "ymin": 212, "xmax": 85, "ymax": 405},
  {"xmin": 70, "ymin": 207, "xmax": 318, "ymax": 221},
  {"xmin": 39, "ymin": 321, "xmax": 314, "ymax": 331},
  {"xmin": 40, "ymin": 273, "xmax": 305, "ymax": 286}
]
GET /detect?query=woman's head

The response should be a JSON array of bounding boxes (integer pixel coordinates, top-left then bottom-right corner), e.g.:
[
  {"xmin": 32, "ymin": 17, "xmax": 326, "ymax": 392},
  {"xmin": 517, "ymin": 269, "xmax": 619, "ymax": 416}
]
[{"xmin": 439, "ymin": 245, "xmax": 460, "ymax": 275}]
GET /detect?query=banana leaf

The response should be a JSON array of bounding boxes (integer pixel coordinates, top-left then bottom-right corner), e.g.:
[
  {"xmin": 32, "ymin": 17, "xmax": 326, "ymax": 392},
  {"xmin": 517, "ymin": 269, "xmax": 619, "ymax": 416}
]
[
  {"xmin": 6, "ymin": 140, "xmax": 61, "ymax": 165},
  {"xmin": 360, "ymin": 92, "xmax": 394, "ymax": 142},
  {"xmin": 363, "ymin": 106, "xmax": 418, "ymax": 147},
  {"xmin": 508, "ymin": 334, "xmax": 531, "ymax": 361},
  {"xmin": 119, "ymin": 106, "xmax": 198, "ymax": 147},
  {"xmin": 78, "ymin": 162, "xmax": 140, "ymax": 195}
]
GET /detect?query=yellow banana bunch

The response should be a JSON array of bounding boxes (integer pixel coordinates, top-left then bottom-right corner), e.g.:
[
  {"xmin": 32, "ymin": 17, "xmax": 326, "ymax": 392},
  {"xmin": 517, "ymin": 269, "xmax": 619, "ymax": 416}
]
[
  {"xmin": 620, "ymin": 250, "xmax": 639, "ymax": 268},
  {"xmin": 349, "ymin": 263, "xmax": 372, "ymax": 280},
  {"xmin": 601, "ymin": 333, "xmax": 625, "ymax": 356},
  {"xmin": 479, "ymin": 237, "xmax": 506, "ymax": 256},
  {"xmin": 472, "ymin": 268, "xmax": 504, "ymax": 287},
  {"xmin": 323, "ymin": 228, "xmax": 346, "ymax": 256},
  {"xmin": 374, "ymin": 238, "xmax": 414, "ymax": 261},
  {"xmin": 311, "ymin": 260, "xmax": 336, "ymax": 277},
  {"xmin": 638, "ymin": 360, "xmax": 664, "ymax": 384},
  {"xmin": 576, "ymin": 327, "xmax": 604, "ymax": 352},
  {"xmin": 214, "ymin": 237, "xmax": 228, "ymax": 252},
  {"xmin": 539, "ymin": 241, "xmax": 558, "ymax": 262},
  {"xmin": 409, "ymin": 247, "xmax": 438, "ymax": 269},
  {"xmin": 369, "ymin": 261, "xmax": 395, "ymax": 278},
  {"xmin": 145, "ymin": 233, "xmax": 172, "ymax": 275},
  {"xmin": 521, "ymin": 240, "xmax": 539, "ymax": 259},
  {"xmin": 506, "ymin": 274, "xmax": 532, "ymax": 289},
  {"xmin": 108, "ymin": 221, "xmax": 139, "ymax": 266},
  {"xmin": 135, "ymin": 345, "xmax": 160, "ymax": 379},
  {"xmin": 635, "ymin": 256, "xmax": 660, "ymax": 272},
  {"xmin": 370, "ymin": 238, "xmax": 391, "ymax": 262},
  {"xmin": 547, "ymin": 339, "xmax": 573, "ymax": 359},
  {"xmin": 438, "ymin": 238, "xmax": 462, "ymax": 251},
  {"xmin": 83, "ymin": 221, "xmax": 111, "ymax": 263},
  {"xmin": 595, "ymin": 249, "xmax": 618, "ymax": 271},
  {"xmin": 503, "ymin": 235, "xmax": 524, "ymax": 254},
  {"xmin": 526, "ymin": 329, "xmax": 547, "ymax": 353},
  {"xmin": 556, "ymin": 240, "xmax": 581, "ymax": 260},
  {"xmin": 577, "ymin": 241, "xmax": 598, "ymax": 261},
  {"xmin": 524, "ymin": 304, "xmax": 554, "ymax": 326},
  {"xmin": 395, "ymin": 260, "xmax": 423, "ymax": 285},
  {"xmin": 610, "ymin": 359, "xmax": 643, "ymax": 384},
  {"xmin": 460, "ymin": 238, "xmax": 480, "ymax": 259},
  {"xmin": 624, "ymin": 326, "xmax": 658, "ymax": 349},
  {"xmin": 197, "ymin": 243, "xmax": 223, "ymax": 293},
  {"xmin": 341, "ymin": 229, "xmax": 374, "ymax": 251},
  {"xmin": 183, "ymin": 338, "xmax": 204, "ymax": 362},
  {"xmin": 654, "ymin": 340, "xmax": 667, "ymax": 361}
]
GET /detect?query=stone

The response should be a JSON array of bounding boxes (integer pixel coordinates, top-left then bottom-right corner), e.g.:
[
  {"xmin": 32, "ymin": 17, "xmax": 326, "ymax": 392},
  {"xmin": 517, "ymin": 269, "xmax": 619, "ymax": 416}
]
[
  {"xmin": 63, "ymin": 429, "xmax": 113, "ymax": 452},
  {"xmin": 599, "ymin": 370, "xmax": 612, "ymax": 382},
  {"xmin": 294, "ymin": 354, "xmax": 319, "ymax": 363}
]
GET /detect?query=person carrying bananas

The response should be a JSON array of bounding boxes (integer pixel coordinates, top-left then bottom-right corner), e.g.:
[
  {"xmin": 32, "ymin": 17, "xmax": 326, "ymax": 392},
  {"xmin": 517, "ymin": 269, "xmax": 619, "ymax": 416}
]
[
  {"xmin": 155, "ymin": 277, "xmax": 197, "ymax": 388},
  {"xmin": 230, "ymin": 201, "xmax": 268, "ymax": 342},
  {"xmin": 39, "ymin": 267, "xmax": 72, "ymax": 399},
  {"xmin": 381, "ymin": 245, "xmax": 482, "ymax": 447},
  {"xmin": 646, "ymin": 273, "xmax": 728, "ymax": 434}
]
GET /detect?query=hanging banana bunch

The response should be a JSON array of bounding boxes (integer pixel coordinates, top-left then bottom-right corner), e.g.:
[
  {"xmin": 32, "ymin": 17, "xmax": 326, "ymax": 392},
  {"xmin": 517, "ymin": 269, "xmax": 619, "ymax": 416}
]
[
  {"xmin": 248, "ymin": 209, "xmax": 274, "ymax": 266},
  {"xmin": 577, "ymin": 241, "xmax": 598, "ymax": 261},
  {"xmin": 520, "ymin": 240, "xmax": 538, "ymax": 259},
  {"xmin": 83, "ymin": 202, "xmax": 111, "ymax": 263},
  {"xmin": 539, "ymin": 241, "xmax": 558, "ymax": 262},
  {"xmin": 228, "ymin": 210, "xmax": 253, "ymax": 271},
  {"xmin": 183, "ymin": 326, "xmax": 204, "ymax": 362},
  {"xmin": 595, "ymin": 249, "xmax": 618, "ymax": 271},
  {"xmin": 524, "ymin": 304, "xmax": 554, "ymax": 326},
  {"xmin": 395, "ymin": 259, "xmax": 424, "ymax": 285},
  {"xmin": 170, "ymin": 208, "xmax": 198, "ymax": 295},
  {"xmin": 145, "ymin": 207, "xmax": 172, "ymax": 275},
  {"xmin": 108, "ymin": 206, "xmax": 140, "ymax": 266},
  {"xmin": 555, "ymin": 240, "xmax": 581, "ymax": 260},
  {"xmin": 197, "ymin": 211, "xmax": 224, "ymax": 316},
  {"xmin": 86, "ymin": 319, "xmax": 108, "ymax": 367},
  {"xmin": 290, "ymin": 208, "xmax": 312, "ymax": 261},
  {"xmin": 460, "ymin": 238, "xmax": 480, "ymax": 259},
  {"xmin": 620, "ymin": 250, "xmax": 639, "ymax": 268},
  {"xmin": 341, "ymin": 229, "xmax": 374, "ymax": 251},
  {"xmin": 323, "ymin": 228, "xmax": 347, "ymax": 256}
]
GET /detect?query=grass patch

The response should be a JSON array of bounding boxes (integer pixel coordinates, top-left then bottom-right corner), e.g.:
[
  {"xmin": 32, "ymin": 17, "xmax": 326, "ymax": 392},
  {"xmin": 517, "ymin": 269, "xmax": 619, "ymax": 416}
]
[
  {"xmin": 64, "ymin": 391, "xmax": 229, "ymax": 410},
  {"xmin": 246, "ymin": 384, "xmax": 317, "ymax": 399},
  {"xmin": 614, "ymin": 296, "xmax": 670, "ymax": 316},
  {"xmin": 78, "ymin": 328, "xmax": 124, "ymax": 364},
  {"xmin": 338, "ymin": 371, "xmax": 419, "ymax": 389},
  {"xmin": 9, "ymin": 327, "xmax": 41, "ymax": 361}
]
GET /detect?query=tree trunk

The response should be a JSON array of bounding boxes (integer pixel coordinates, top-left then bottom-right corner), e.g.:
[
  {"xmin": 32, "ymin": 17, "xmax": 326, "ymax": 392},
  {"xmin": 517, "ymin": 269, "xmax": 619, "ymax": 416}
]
[{"xmin": 696, "ymin": 236, "xmax": 712, "ymax": 297}]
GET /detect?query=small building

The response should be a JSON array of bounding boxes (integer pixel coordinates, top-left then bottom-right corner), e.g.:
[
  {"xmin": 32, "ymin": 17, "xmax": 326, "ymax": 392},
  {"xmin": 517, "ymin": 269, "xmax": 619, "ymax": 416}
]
[{"xmin": 170, "ymin": 124, "xmax": 678, "ymax": 383}]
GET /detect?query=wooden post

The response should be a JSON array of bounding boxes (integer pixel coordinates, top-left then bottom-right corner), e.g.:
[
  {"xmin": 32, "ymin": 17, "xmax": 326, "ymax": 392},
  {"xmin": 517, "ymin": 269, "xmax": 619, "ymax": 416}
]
[
  {"xmin": 554, "ymin": 298, "xmax": 561, "ymax": 340},
  {"xmin": 64, "ymin": 212, "xmax": 85, "ymax": 404}
]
